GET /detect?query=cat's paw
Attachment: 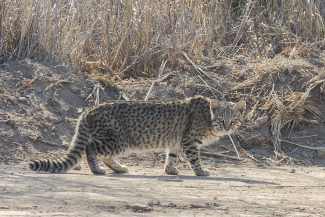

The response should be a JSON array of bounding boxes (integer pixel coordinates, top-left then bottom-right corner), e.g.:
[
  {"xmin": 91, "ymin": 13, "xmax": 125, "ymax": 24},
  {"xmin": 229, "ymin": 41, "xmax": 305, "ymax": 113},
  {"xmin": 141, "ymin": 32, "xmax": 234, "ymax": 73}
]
[
  {"xmin": 92, "ymin": 168, "xmax": 107, "ymax": 174},
  {"xmin": 106, "ymin": 164, "xmax": 129, "ymax": 173},
  {"xmin": 114, "ymin": 165, "xmax": 129, "ymax": 173},
  {"xmin": 194, "ymin": 169, "xmax": 210, "ymax": 176},
  {"xmin": 165, "ymin": 166, "xmax": 179, "ymax": 175}
]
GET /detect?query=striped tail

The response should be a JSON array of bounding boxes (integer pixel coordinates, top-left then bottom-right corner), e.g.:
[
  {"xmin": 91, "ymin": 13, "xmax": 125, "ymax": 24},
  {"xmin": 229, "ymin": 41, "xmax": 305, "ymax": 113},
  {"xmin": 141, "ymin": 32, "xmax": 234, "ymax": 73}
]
[{"xmin": 29, "ymin": 113, "xmax": 89, "ymax": 173}]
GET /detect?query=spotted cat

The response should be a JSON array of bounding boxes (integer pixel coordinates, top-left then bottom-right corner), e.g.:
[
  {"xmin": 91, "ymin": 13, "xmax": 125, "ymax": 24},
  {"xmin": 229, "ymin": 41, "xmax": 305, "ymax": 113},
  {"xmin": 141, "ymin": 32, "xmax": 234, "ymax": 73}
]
[{"xmin": 29, "ymin": 96, "xmax": 246, "ymax": 176}]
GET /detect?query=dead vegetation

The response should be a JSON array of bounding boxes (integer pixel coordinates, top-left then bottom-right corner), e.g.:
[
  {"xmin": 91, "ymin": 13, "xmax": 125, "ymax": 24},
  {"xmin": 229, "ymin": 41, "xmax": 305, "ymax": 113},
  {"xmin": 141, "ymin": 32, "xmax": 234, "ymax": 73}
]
[{"xmin": 0, "ymin": 0, "xmax": 324, "ymax": 76}]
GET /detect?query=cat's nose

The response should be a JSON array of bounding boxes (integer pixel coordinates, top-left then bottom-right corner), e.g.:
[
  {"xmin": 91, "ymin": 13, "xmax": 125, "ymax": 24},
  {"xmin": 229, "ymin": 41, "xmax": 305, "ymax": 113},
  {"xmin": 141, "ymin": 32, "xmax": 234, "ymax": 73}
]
[{"xmin": 225, "ymin": 127, "xmax": 230, "ymax": 131}]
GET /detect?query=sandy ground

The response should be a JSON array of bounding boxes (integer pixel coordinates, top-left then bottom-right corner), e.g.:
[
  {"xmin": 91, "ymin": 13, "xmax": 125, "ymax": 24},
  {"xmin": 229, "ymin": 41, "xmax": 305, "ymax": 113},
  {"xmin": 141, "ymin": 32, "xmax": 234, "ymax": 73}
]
[{"xmin": 1, "ymin": 162, "xmax": 325, "ymax": 216}]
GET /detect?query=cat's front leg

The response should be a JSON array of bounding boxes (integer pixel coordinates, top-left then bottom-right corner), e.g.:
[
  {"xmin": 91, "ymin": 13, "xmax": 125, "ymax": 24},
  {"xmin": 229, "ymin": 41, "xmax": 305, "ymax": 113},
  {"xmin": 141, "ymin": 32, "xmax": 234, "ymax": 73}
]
[
  {"xmin": 182, "ymin": 143, "xmax": 210, "ymax": 176},
  {"xmin": 164, "ymin": 148, "xmax": 180, "ymax": 175}
]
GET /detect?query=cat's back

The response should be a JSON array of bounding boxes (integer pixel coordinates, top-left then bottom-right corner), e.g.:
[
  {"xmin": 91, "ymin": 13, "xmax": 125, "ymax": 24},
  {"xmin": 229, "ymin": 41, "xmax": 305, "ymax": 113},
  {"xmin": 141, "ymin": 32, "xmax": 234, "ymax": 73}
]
[
  {"xmin": 83, "ymin": 96, "xmax": 211, "ymax": 137},
  {"xmin": 86, "ymin": 98, "xmax": 193, "ymax": 118}
]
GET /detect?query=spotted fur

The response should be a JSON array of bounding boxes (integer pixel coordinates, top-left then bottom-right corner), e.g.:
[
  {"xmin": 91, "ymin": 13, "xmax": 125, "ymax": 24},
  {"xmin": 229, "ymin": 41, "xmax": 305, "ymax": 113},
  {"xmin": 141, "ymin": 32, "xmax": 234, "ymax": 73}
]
[{"xmin": 29, "ymin": 96, "xmax": 245, "ymax": 176}]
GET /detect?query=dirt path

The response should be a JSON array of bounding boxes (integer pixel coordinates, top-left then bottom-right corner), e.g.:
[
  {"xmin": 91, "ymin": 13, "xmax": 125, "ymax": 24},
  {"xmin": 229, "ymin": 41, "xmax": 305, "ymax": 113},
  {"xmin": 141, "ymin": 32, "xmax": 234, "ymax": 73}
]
[{"xmin": 1, "ymin": 163, "xmax": 324, "ymax": 216}]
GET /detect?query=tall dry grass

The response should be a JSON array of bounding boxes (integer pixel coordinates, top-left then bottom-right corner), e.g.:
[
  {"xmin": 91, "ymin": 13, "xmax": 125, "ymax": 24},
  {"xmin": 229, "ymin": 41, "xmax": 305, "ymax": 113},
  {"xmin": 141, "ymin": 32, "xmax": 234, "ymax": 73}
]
[{"xmin": 0, "ymin": 0, "xmax": 324, "ymax": 77}]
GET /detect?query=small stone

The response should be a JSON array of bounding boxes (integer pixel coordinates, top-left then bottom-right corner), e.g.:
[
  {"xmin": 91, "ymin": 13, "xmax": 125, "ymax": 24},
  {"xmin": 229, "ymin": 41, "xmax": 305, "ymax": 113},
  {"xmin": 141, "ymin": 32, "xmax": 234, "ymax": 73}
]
[
  {"xmin": 290, "ymin": 169, "xmax": 296, "ymax": 173},
  {"xmin": 276, "ymin": 154, "xmax": 285, "ymax": 160},
  {"xmin": 301, "ymin": 152, "xmax": 309, "ymax": 158},
  {"xmin": 51, "ymin": 126, "xmax": 57, "ymax": 132},
  {"xmin": 317, "ymin": 150, "xmax": 325, "ymax": 159},
  {"xmin": 253, "ymin": 154, "xmax": 262, "ymax": 160},
  {"xmin": 49, "ymin": 117, "xmax": 59, "ymax": 123},
  {"xmin": 73, "ymin": 165, "xmax": 81, "ymax": 170},
  {"xmin": 304, "ymin": 160, "xmax": 312, "ymax": 165},
  {"xmin": 217, "ymin": 206, "xmax": 228, "ymax": 210},
  {"xmin": 11, "ymin": 172, "xmax": 14, "ymax": 175},
  {"xmin": 77, "ymin": 108, "xmax": 83, "ymax": 114},
  {"xmin": 80, "ymin": 93, "xmax": 86, "ymax": 98},
  {"xmin": 280, "ymin": 77, "xmax": 286, "ymax": 83},
  {"xmin": 8, "ymin": 97, "xmax": 18, "ymax": 105},
  {"xmin": 7, "ymin": 120, "xmax": 16, "ymax": 128},
  {"xmin": 252, "ymin": 124, "xmax": 260, "ymax": 129},
  {"xmin": 34, "ymin": 87, "xmax": 43, "ymax": 93},
  {"xmin": 255, "ymin": 116, "xmax": 268, "ymax": 126},
  {"xmin": 126, "ymin": 203, "xmax": 153, "ymax": 212},
  {"xmin": 69, "ymin": 85, "xmax": 79, "ymax": 93},
  {"xmin": 245, "ymin": 126, "xmax": 253, "ymax": 132},
  {"xmin": 18, "ymin": 97, "xmax": 27, "ymax": 102},
  {"xmin": 288, "ymin": 64, "xmax": 303, "ymax": 73}
]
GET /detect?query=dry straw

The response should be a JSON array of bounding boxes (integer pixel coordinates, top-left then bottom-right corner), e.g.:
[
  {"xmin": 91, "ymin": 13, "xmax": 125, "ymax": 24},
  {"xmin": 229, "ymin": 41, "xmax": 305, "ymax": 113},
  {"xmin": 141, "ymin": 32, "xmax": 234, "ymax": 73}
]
[{"xmin": 0, "ymin": 0, "xmax": 324, "ymax": 76}]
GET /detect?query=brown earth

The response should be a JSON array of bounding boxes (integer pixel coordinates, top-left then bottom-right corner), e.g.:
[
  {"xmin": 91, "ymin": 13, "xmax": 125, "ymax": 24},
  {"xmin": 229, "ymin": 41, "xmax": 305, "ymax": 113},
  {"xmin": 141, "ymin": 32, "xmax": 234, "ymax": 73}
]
[{"xmin": 0, "ymin": 55, "xmax": 325, "ymax": 216}]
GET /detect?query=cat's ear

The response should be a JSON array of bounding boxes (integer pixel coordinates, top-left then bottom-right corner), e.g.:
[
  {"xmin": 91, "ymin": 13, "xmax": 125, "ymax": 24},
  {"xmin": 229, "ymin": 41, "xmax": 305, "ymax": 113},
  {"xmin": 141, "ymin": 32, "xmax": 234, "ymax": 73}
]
[
  {"xmin": 210, "ymin": 99, "xmax": 220, "ymax": 111},
  {"xmin": 234, "ymin": 100, "xmax": 246, "ymax": 111}
]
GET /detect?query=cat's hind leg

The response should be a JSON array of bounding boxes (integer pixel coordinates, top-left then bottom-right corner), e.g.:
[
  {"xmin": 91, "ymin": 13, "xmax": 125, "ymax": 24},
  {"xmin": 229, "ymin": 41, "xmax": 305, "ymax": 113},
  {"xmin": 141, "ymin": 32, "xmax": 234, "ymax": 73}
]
[
  {"xmin": 86, "ymin": 139, "xmax": 107, "ymax": 174},
  {"xmin": 164, "ymin": 148, "xmax": 180, "ymax": 175},
  {"xmin": 101, "ymin": 156, "xmax": 129, "ymax": 173}
]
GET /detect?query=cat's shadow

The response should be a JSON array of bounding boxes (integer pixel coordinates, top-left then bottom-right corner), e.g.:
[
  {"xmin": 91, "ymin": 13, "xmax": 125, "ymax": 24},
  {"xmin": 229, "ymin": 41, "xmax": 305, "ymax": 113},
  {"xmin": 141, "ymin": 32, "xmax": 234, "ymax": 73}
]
[
  {"xmin": 106, "ymin": 173, "xmax": 279, "ymax": 185},
  {"xmin": 25, "ymin": 170, "xmax": 278, "ymax": 185}
]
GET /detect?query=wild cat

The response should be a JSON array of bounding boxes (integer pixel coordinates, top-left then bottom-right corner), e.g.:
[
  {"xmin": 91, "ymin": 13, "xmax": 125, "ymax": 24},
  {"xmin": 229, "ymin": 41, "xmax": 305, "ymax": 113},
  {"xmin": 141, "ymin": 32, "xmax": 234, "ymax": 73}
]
[{"xmin": 29, "ymin": 96, "xmax": 246, "ymax": 176}]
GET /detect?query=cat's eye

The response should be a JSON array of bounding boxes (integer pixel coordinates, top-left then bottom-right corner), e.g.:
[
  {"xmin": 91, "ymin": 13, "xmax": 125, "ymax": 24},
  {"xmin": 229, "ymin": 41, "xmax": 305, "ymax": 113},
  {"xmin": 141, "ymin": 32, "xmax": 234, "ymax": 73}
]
[
  {"xmin": 219, "ymin": 118, "xmax": 224, "ymax": 123},
  {"xmin": 230, "ymin": 119, "xmax": 236, "ymax": 125}
]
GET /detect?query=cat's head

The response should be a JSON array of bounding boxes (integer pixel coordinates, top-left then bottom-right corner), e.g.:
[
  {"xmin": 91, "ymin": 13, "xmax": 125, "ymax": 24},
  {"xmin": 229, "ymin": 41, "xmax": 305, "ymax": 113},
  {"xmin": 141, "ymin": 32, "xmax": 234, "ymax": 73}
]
[{"xmin": 210, "ymin": 99, "xmax": 246, "ymax": 134}]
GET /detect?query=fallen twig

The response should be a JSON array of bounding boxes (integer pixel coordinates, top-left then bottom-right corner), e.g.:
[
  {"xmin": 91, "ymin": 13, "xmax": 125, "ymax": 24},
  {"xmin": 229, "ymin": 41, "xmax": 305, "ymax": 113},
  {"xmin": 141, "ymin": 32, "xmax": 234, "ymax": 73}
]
[
  {"xmin": 281, "ymin": 139, "xmax": 325, "ymax": 151},
  {"xmin": 240, "ymin": 147, "xmax": 261, "ymax": 163},
  {"xmin": 43, "ymin": 80, "xmax": 72, "ymax": 93},
  {"xmin": 228, "ymin": 135, "xmax": 240, "ymax": 157},
  {"xmin": 157, "ymin": 178, "xmax": 183, "ymax": 182},
  {"xmin": 34, "ymin": 74, "xmax": 60, "ymax": 82},
  {"xmin": 144, "ymin": 69, "xmax": 173, "ymax": 101},
  {"xmin": 190, "ymin": 204, "xmax": 208, "ymax": 208},
  {"xmin": 0, "ymin": 93, "xmax": 12, "ymax": 98},
  {"xmin": 201, "ymin": 151, "xmax": 244, "ymax": 161},
  {"xmin": 285, "ymin": 135, "xmax": 318, "ymax": 139},
  {"xmin": 119, "ymin": 92, "xmax": 130, "ymax": 101},
  {"xmin": 21, "ymin": 77, "xmax": 37, "ymax": 88},
  {"xmin": 182, "ymin": 52, "xmax": 214, "ymax": 81},
  {"xmin": 197, "ymin": 74, "xmax": 218, "ymax": 99},
  {"xmin": 85, "ymin": 84, "xmax": 104, "ymax": 104},
  {"xmin": 191, "ymin": 84, "xmax": 223, "ymax": 95},
  {"xmin": 203, "ymin": 64, "xmax": 223, "ymax": 70},
  {"xmin": 37, "ymin": 139, "xmax": 68, "ymax": 149},
  {"xmin": 65, "ymin": 117, "xmax": 78, "ymax": 122},
  {"xmin": 126, "ymin": 204, "xmax": 153, "ymax": 211}
]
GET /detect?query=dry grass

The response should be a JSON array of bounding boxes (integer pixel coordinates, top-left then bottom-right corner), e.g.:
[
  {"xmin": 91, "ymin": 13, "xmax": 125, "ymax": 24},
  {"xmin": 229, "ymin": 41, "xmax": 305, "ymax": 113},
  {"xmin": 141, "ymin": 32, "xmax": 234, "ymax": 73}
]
[{"xmin": 0, "ymin": 0, "xmax": 324, "ymax": 78}]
